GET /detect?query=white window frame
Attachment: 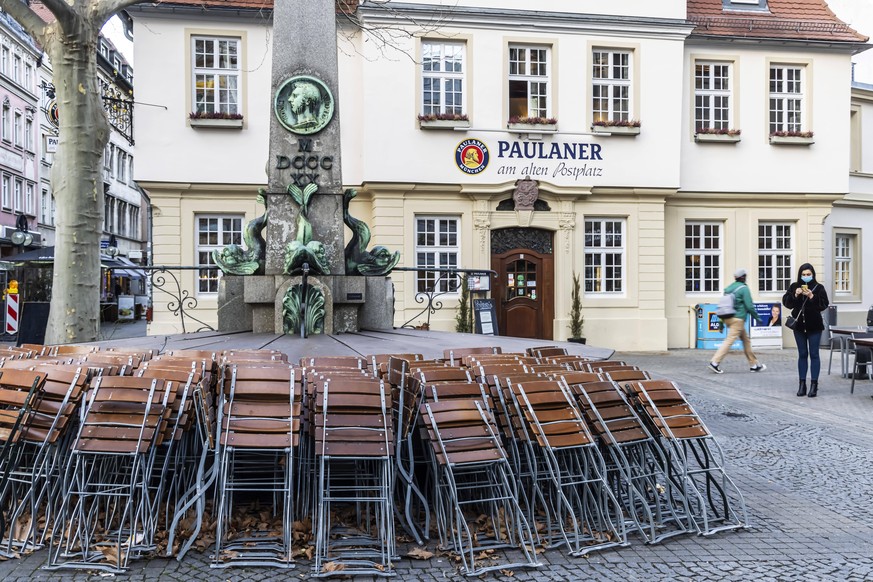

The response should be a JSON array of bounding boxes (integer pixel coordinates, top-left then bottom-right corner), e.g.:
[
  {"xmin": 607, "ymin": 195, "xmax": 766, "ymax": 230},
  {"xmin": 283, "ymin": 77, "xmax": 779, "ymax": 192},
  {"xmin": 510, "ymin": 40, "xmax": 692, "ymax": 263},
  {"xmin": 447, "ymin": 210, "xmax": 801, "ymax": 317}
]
[
  {"xmin": 24, "ymin": 116, "xmax": 33, "ymax": 151},
  {"xmin": 833, "ymin": 230, "xmax": 860, "ymax": 301},
  {"xmin": 25, "ymin": 182, "xmax": 34, "ymax": 216},
  {"xmin": 0, "ymin": 47, "xmax": 8, "ymax": 76},
  {"xmin": 12, "ymin": 54, "xmax": 20, "ymax": 83},
  {"xmin": 421, "ymin": 40, "xmax": 466, "ymax": 117},
  {"xmin": 757, "ymin": 222, "xmax": 793, "ymax": 293},
  {"xmin": 196, "ymin": 215, "xmax": 243, "ymax": 294},
  {"xmin": 508, "ymin": 45, "xmax": 551, "ymax": 119},
  {"xmin": 41, "ymin": 186, "xmax": 50, "ymax": 225},
  {"xmin": 584, "ymin": 218, "xmax": 625, "ymax": 295},
  {"xmin": 192, "ymin": 36, "xmax": 241, "ymax": 116},
  {"xmin": 1, "ymin": 174, "xmax": 10, "ymax": 209},
  {"xmin": 694, "ymin": 61, "xmax": 732, "ymax": 131},
  {"xmin": 13, "ymin": 178, "xmax": 22, "ymax": 212},
  {"xmin": 685, "ymin": 221, "xmax": 723, "ymax": 293},
  {"xmin": 592, "ymin": 49, "xmax": 632, "ymax": 124},
  {"xmin": 13, "ymin": 110, "xmax": 22, "ymax": 147},
  {"xmin": 116, "ymin": 150, "xmax": 127, "ymax": 183},
  {"xmin": 414, "ymin": 216, "xmax": 461, "ymax": 294},
  {"xmin": 1, "ymin": 102, "xmax": 9, "ymax": 143},
  {"xmin": 769, "ymin": 64, "xmax": 805, "ymax": 134}
]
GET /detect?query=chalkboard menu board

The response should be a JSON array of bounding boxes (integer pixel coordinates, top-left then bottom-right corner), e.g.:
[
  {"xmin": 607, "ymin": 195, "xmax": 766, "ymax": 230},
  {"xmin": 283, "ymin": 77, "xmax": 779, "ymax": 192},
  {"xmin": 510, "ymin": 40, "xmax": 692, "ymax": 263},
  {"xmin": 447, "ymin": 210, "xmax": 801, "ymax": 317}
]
[
  {"xmin": 17, "ymin": 302, "xmax": 50, "ymax": 347},
  {"xmin": 473, "ymin": 299, "xmax": 499, "ymax": 336}
]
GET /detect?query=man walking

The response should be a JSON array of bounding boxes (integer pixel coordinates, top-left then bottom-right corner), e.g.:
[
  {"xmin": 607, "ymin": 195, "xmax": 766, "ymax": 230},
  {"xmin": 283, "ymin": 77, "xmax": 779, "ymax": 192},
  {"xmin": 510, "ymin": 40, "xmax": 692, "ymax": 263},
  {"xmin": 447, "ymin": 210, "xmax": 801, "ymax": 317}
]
[{"xmin": 709, "ymin": 269, "xmax": 766, "ymax": 374}]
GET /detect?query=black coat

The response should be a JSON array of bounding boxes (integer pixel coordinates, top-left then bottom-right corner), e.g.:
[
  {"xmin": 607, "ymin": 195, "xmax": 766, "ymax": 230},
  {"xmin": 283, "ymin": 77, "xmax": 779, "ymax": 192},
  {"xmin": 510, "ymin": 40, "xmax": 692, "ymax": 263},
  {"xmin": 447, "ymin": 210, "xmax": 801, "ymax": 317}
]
[{"xmin": 782, "ymin": 283, "xmax": 830, "ymax": 333}]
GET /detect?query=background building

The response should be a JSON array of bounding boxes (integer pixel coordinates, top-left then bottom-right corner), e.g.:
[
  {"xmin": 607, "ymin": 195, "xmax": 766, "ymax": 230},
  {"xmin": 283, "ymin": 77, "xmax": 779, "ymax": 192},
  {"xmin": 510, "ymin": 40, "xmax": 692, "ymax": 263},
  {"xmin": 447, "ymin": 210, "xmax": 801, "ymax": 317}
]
[{"xmin": 129, "ymin": 0, "xmax": 869, "ymax": 349}]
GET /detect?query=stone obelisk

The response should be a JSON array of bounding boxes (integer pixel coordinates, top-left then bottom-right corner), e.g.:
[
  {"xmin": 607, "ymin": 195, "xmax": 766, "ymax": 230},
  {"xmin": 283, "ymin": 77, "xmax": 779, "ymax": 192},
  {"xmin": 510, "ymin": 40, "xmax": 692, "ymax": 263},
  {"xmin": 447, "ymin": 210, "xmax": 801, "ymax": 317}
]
[
  {"xmin": 221, "ymin": 0, "xmax": 395, "ymax": 335},
  {"xmin": 265, "ymin": 0, "xmax": 344, "ymax": 275}
]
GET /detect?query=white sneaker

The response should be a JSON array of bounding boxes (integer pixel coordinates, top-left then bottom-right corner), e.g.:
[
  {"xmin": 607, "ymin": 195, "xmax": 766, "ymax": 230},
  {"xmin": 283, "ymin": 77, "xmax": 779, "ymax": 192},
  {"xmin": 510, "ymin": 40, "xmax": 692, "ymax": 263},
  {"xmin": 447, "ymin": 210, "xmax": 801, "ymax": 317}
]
[
  {"xmin": 709, "ymin": 362, "xmax": 723, "ymax": 374},
  {"xmin": 750, "ymin": 363, "xmax": 766, "ymax": 372}
]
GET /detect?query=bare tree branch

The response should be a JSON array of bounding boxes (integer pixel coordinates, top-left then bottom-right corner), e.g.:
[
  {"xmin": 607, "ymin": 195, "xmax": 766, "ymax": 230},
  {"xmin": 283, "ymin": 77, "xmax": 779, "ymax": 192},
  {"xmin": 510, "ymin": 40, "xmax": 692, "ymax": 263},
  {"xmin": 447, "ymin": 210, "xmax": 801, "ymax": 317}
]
[
  {"xmin": 38, "ymin": 0, "xmax": 79, "ymax": 29},
  {"xmin": 94, "ymin": 0, "xmax": 150, "ymax": 29},
  {"xmin": 0, "ymin": 0, "xmax": 48, "ymax": 43}
]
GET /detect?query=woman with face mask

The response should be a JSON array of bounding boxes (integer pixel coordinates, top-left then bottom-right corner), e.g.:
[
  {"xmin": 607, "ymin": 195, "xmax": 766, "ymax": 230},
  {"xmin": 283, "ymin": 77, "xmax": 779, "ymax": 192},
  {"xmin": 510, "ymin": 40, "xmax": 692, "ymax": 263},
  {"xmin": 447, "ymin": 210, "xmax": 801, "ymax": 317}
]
[{"xmin": 782, "ymin": 263, "xmax": 830, "ymax": 398}]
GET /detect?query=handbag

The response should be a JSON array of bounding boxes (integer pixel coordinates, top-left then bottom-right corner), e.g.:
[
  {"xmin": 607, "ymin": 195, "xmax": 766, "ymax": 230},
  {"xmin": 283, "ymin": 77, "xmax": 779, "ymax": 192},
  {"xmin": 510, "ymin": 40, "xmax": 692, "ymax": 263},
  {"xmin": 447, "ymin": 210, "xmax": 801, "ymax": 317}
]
[{"xmin": 785, "ymin": 284, "xmax": 817, "ymax": 331}]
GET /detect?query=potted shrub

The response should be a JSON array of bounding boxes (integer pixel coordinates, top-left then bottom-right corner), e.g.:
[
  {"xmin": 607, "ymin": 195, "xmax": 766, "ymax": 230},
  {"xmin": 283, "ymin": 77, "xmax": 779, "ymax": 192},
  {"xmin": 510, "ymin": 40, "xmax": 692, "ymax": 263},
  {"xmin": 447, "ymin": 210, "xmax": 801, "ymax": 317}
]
[
  {"xmin": 189, "ymin": 111, "xmax": 244, "ymax": 129},
  {"xmin": 455, "ymin": 277, "xmax": 473, "ymax": 333},
  {"xmin": 592, "ymin": 119, "xmax": 641, "ymax": 136},
  {"xmin": 418, "ymin": 112, "xmax": 470, "ymax": 130},
  {"xmin": 568, "ymin": 272, "xmax": 585, "ymax": 344},
  {"xmin": 508, "ymin": 116, "xmax": 557, "ymax": 132}
]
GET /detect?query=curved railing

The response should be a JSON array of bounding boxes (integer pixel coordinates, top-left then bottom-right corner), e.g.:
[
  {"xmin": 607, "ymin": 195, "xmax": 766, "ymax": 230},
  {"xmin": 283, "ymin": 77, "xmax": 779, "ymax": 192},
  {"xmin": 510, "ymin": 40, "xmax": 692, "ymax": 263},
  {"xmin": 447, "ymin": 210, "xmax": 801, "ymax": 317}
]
[{"xmin": 392, "ymin": 267, "xmax": 496, "ymax": 330}]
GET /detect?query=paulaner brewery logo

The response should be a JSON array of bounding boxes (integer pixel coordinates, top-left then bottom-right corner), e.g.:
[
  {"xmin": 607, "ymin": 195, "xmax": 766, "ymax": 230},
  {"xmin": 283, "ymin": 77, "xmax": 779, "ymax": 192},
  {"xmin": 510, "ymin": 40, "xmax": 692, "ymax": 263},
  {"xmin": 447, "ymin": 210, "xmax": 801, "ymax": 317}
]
[{"xmin": 455, "ymin": 139, "xmax": 489, "ymax": 175}]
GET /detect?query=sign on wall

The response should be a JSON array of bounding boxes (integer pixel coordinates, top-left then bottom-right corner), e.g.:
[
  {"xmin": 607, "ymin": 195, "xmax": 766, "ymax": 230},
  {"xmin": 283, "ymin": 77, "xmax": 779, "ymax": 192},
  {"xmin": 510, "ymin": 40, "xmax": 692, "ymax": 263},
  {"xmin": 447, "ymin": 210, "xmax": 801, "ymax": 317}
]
[{"xmin": 46, "ymin": 135, "xmax": 59, "ymax": 153}]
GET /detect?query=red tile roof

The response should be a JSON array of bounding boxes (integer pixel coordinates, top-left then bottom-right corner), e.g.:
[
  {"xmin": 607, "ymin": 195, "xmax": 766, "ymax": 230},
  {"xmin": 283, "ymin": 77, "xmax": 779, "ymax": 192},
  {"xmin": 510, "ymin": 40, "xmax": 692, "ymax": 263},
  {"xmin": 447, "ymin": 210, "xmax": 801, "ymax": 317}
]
[{"xmin": 687, "ymin": 0, "xmax": 868, "ymax": 43}]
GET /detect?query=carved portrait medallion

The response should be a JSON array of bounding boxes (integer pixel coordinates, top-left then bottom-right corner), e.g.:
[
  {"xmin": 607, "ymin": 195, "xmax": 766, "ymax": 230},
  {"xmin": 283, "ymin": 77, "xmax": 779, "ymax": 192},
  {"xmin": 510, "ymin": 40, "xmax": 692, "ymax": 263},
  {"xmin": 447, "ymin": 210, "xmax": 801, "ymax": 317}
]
[{"xmin": 274, "ymin": 76, "xmax": 335, "ymax": 135}]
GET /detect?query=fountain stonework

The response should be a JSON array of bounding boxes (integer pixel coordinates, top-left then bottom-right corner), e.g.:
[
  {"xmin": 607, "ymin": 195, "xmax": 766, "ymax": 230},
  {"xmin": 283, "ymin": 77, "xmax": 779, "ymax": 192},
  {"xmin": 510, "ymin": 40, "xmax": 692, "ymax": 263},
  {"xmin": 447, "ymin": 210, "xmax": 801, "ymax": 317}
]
[{"xmin": 217, "ymin": 0, "xmax": 396, "ymax": 335}]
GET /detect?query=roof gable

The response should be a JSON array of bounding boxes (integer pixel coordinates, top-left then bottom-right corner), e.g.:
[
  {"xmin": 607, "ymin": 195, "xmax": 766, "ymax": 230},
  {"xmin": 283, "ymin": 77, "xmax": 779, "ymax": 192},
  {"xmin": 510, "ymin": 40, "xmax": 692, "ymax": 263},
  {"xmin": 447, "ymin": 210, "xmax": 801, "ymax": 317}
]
[{"xmin": 687, "ymin": 0, "xmax": 868, "ymax": 42}]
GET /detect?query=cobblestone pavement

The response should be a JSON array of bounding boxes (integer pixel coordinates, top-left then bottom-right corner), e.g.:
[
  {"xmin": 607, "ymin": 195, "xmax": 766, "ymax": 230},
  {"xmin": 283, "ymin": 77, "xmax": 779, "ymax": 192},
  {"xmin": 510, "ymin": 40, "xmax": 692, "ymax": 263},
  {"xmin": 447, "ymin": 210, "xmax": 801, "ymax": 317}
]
[{"xmin": 3, "ymin": 347, "xmax": 873, "ymax": 581}]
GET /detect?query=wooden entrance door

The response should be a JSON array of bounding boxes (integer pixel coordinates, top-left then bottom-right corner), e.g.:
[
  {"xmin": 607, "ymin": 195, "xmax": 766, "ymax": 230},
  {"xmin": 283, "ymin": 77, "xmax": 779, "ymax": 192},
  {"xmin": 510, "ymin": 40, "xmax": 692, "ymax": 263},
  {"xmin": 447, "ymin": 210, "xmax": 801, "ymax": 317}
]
[{"xmin": 491, "ymin": 239, "xmax": 554, "ymax": 340}]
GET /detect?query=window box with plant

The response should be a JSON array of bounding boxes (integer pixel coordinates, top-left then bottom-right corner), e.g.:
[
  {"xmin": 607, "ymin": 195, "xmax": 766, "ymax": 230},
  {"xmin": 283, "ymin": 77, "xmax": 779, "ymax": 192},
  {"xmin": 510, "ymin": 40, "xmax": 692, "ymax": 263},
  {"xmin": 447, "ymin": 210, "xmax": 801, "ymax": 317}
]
[
  {"xmin": 418, "ymin": 113, "xmax": 470, "ymax": 130},
  {"xmin": 567, "ymin": 272, "xmax": 585, "ymax": 344},
  {"xmin": 695, "ymin": 127, "xmax": 741, "ymax": 143},
  {"xmin": 591, "ymin": 119, "xmax": 640, "ymax": 136},
  {"xmin": 507, "ymin": 116, "xmax": 557, "ymax": 133},
  {"xmin": 189, "ymin": 111, "xmax": 244, "ymax": 129},
  {"xmin": 769, "ymin": 130, "xmax": 814, "ymax": 145}
]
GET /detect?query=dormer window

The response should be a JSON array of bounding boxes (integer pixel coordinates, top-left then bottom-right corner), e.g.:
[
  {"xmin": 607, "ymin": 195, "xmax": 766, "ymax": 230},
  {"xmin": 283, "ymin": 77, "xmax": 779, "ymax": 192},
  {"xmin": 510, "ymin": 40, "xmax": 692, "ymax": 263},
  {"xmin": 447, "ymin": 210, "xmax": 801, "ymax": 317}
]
[{"xmin": 723, "ymin": 0, "xmax": 769, "ymax": 11}]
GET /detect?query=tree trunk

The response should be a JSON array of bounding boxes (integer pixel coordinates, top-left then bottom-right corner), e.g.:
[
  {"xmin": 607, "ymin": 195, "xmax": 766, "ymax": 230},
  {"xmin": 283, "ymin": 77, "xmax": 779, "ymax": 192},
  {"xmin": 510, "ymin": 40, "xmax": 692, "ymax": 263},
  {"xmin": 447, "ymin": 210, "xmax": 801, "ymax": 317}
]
[{"xmin": 44, "ymin": 24, "xmax": 110, "ymax": 344}]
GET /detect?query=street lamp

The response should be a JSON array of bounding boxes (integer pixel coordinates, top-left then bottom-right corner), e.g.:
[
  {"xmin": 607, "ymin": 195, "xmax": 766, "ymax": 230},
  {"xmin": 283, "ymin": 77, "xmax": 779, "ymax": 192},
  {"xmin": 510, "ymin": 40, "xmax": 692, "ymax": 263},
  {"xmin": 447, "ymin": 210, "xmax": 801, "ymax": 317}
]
[
  {"xmin": 11, "ymin": 214, "xmax": 33, "ymax": 250},
  {"xmin": 106, "ymin": 234, "xmax": 119, "ymax": 257}
]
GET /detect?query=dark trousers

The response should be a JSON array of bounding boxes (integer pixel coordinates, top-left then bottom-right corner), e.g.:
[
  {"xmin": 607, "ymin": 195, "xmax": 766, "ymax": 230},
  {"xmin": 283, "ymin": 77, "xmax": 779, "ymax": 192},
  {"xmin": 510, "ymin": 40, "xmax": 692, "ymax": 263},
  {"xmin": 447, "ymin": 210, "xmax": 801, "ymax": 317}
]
[{"xmin": 793, "ymin": 329, "xmax": 823, "ymax": 381}]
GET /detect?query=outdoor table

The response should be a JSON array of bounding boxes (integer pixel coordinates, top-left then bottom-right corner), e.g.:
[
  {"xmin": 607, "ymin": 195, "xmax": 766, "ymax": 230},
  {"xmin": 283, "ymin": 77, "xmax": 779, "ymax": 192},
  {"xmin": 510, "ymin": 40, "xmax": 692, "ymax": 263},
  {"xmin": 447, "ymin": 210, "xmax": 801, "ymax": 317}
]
[{"xmin": 829, "ymin": 326, "xmax": 873, "ymax": 377}]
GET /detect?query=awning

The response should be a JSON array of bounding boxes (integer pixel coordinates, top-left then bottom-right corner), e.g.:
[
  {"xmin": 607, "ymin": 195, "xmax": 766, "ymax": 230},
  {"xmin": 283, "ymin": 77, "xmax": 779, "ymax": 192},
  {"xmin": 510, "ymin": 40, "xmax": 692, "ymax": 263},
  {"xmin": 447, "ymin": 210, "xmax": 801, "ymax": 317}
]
[
  {"xmin": 111, "ymin": 268, "xmax": 146, "ymax": 280},
  {"xmin": 11, "ymin": 246, "xmax": 142, "ymax": 269}
]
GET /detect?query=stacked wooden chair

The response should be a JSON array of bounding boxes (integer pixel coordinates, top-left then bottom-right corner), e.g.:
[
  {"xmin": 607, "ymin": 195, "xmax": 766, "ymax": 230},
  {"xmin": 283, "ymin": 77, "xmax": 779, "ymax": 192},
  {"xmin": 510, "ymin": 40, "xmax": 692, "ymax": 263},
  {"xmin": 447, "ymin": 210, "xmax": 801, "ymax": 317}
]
[
  {"xmin": 623, "ymin": 379, "xmax": 748, "ymax": 535},
  {"xmin": 212, "ymin": 363, "xmax": 300, "ymax": 568},
  {"xmin": 311, "ymin": 374, "xmax": 395, "ymax": 576},
  {"xmin": 46, "ymin": 375, "xmax": 173, "ymax": 573},
  {"xmin": 568, "ymin": 378, "xmax": 694, "ymax": 544},
  {"xmin": 0, "ymin": 367, "xmax": 87, "ymax": 556}
]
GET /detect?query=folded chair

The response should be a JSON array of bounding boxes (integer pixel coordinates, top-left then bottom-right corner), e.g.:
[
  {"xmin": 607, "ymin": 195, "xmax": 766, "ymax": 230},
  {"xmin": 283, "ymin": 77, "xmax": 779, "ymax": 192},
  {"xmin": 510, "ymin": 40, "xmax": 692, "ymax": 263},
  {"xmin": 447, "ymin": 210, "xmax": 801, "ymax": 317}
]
[
  {"xmin": 508, "ymin": 379, "xmax": 626, "ymax": 555},
  {"xmin": 213, "ymin": 364, "xmax": 300, "ymax": 569},
  {"xmin": 46, "ymin": 375, "xmax": 172, "ymax": 573},
  {"xmin": 0, "ymin": 370, "xmax": 47, "ymax": 553},
  {"xmin": 624, "ymin": 380, "xmax": 748, "ymax": 536},
  {"xmin": 312, "ymin": 376, "xmax": 395, "ymax": 576},
  {"xmin": 571, "ymin": 380, "xmax": 693, "ymax": 544},
  {"xmin": 444, "ymin": 346, "xmax": 502, "ymax": 366},
  {"xmin": 419, "ymin": 399, "xmax": 539, "ymax": 576},
  {"xmin": 0, "ymin": 367, "xmax": 87, "ymax": 556}
]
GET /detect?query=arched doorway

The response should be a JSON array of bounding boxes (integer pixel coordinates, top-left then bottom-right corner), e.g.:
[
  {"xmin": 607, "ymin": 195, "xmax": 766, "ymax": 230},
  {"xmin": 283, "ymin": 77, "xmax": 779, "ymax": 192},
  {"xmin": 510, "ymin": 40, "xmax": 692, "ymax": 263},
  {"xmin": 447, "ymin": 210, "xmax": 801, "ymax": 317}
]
[{"xmin": 490, "ymin": 228, "xmax": 554, "ymax": 340}]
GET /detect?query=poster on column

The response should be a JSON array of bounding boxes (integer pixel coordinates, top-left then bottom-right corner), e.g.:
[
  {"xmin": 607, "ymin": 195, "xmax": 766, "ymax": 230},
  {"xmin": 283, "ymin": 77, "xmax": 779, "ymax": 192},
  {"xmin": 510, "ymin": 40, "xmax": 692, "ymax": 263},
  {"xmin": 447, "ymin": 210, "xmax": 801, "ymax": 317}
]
[{"xmin": 750, "ymin": 302, "xmax": 783, "ymax": 349}]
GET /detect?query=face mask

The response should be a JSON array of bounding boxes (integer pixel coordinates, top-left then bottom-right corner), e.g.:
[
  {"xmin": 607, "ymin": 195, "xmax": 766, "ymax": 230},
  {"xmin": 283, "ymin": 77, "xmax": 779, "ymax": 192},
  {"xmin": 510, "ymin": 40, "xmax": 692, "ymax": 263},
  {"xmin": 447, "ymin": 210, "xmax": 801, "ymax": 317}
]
[{"xmin": 801, "ymin": 275, "xmax": 813, "ymax": 284}]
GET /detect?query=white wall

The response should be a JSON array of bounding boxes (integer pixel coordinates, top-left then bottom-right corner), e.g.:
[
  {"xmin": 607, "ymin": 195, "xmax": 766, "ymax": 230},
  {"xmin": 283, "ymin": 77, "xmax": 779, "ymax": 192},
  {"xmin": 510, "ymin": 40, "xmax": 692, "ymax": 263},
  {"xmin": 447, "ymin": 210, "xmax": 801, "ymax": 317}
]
[
  {"xmin": 380, "ymin": 0, "xmax": 686, "ymax": 20},
  {"xmin": 132, "ymin": 14, "xmax": 272, "ymax": 186},
  {"xmin": 349, "ymin": 24, "xmax": 687, "ymax": 189},
  {"xmin": 681, "ymin": 45, "xmax": 852, "ymax": 194}
]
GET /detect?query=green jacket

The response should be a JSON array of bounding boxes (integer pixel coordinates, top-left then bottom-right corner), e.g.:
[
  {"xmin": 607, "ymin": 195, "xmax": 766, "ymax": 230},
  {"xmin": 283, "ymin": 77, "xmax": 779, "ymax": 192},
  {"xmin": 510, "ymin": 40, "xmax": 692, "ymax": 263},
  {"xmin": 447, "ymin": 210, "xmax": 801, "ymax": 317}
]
[{"xmin": 724, "ymin": 281, "xmax": 761, "ymax": 323}]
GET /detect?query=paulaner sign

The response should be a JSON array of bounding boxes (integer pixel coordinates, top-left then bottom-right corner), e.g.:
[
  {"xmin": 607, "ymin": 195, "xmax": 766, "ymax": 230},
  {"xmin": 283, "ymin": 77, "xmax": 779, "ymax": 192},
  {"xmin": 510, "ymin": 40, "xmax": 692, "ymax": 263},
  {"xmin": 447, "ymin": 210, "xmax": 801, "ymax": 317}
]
[{"xmin": 456, "ymin": 137, "xmax": 607, "ymax": 182}]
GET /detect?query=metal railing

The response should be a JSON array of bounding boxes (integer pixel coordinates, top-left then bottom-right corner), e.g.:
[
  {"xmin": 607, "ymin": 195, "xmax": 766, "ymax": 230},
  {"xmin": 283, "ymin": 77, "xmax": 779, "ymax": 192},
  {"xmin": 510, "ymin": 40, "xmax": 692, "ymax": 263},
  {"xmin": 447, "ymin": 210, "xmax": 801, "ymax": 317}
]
[
  {"xmin": 108, "ymin": 266, "xmax": 215, "ymax": 334},
  {"xmin": 392, "ymin": 267, "xmax": 496, "ymax": 330}
]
